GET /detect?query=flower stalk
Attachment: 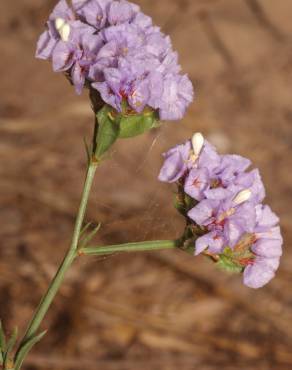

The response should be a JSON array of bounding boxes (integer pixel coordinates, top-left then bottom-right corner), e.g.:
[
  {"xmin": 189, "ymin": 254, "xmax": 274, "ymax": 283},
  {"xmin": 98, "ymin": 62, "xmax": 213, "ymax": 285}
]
[
  {"xmin": 14, "ymin": 159, "xmax": 99, "ymax": 369},
  {"xmin": 80, "ymin": 240, "xmax": 179, "ymax": 256}
]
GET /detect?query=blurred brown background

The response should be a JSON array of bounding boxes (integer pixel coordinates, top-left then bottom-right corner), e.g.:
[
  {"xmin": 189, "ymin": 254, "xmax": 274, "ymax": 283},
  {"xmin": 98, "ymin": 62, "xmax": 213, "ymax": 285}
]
[{"xmin": 1, "ymin": 0, "xmax": 292, "ymax": 369}]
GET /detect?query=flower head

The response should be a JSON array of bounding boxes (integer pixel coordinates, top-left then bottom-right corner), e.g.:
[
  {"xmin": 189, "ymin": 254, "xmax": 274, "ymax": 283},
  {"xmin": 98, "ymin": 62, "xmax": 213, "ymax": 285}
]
[
  {"xmin": 36, "ymin": 0, "xmax": 194, "ymax": 120},
  {"xmin": 159, "ymin": 133, "xmax": 283, "ymax": 289}
]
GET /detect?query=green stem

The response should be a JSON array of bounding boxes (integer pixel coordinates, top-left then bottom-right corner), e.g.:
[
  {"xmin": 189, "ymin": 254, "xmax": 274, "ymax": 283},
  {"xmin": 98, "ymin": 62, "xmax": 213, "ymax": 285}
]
[
  {"xmin": 81, "ymin": 240, "xmax": 179, "ymax": 256},
  {"xmin": 16, "ymin": 161, "xmax": 98, "ymax": 352}
]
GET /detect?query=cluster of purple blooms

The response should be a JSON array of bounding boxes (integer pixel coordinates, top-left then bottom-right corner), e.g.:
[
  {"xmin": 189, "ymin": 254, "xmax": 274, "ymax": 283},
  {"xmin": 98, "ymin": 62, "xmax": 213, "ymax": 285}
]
[
  {"xmin": 159, "ymin": 133, "xmax": 283, "ymax": 289},
  {"xmin": 36, "ymin": 0, "xmax": 194, "ymax": 120}
]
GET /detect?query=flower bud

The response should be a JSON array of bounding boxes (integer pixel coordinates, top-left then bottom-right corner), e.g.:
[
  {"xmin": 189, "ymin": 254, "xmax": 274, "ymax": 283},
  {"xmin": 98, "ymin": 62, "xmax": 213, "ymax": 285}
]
[
  {"xmin": 191, "ymin": 132, "xmax": 204, "ymax": 157},
  {"xmin": 233, "ymin": 189, "xmax": 252, "ymax": 205},
  {"xmin": 55, "ymin": 18, "xmax": 70, "ymax": 42},
  {"xmin": 55, "ymin": 18, "xmax": 65, "ymax": 31}
]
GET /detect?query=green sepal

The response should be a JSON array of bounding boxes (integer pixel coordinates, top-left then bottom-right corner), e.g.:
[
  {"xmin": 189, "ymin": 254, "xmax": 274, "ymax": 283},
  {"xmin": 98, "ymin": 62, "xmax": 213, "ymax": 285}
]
[
  {"xmin": 217, "ymin": 254, "xmax": 243, "ymax": 273},
  {"xmin": 184, "ymin": 194, "xmax": 197, "ymax": 212},
  {"xmin": 95, "ymin": 106, "xmax": 120, "ymax": 158},
  {"xmin": 176, "ymin": 226, "xmax": 199, "ymax": 255},
  {"xmin": 14, "ymin": 330, "xmax": 47, "ymax": 370},
  {"xmin": 174, "ymin": 193, "xmax": 197, "ymax": 216},
  {"xmin": 119, "ymin": 110, "xmax": 158, "ymax": 138},
  {"xmin": 174, "ymin": 183, "xmax": 198, "ymax": 217},
  {"xmin": 174, "ymin": 194, "xmax": 186, "ymax": 215},
  {"xmin": 222, "ymin": 247, "xmax": 233, "ymax": 257},
  {"xmin": 181, "ymin": 238, "xmax": 196, "ymax": 255}
]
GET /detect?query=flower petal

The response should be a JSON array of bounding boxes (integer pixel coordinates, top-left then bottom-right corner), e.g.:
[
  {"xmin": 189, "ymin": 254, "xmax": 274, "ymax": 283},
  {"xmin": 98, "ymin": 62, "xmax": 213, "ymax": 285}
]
[
  {"xmin": 252, "ymin": 238, "xmax": 283, "ymax": 258},
  {"xmin": 243, "ymin": 261, "xmax": 275, "ymax": 289},
  {"xmin": 188, "ymin": 199, "xmax": 219, "ymax": 225},
  {"xmin": 158, "ymin": 151, "xmax": 186, "ymax": 183},
  {"xmin": 52, "ymin": 41, "xmax": 74, "ymax": 72},
  {"xmin": 184, "ymin": 168, "xmax": 209, "ymax": 201},
  {"xmin": 36, "ymin": 30, "xmax": 58, "ymax": 60}
]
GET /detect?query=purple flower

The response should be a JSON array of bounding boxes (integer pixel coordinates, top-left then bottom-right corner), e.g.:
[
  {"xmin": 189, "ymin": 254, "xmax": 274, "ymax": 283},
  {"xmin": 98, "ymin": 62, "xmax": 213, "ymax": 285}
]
[
  {"xmin": 101, "ymin": 23, "xmax": 145, "ymax": 50},
  {"xmin": 99, "ymin": 72, "xmax": 149, "ymax": 112},
  {"xmin": 132, "ymin": 12, "xmax": 153, "ymax": 29},
  {"xmin": 184, "ymin": 168, "xmax": 209, "ymax": 201},
  {"xmin": 197, "ymin": 141, "xmax": 221, "ymax": 173},
  {"xmin": 184, "ymin": 141, "xmax": 222, "ymax": 200},
  {"xmin": 36, "ymin": 29, "xmax": 59, "ymax": 60},
  {"xmin": 90, "ymin": 22, "xmax": 190, "ymax": 117},
  {"xmin": 188, "ymin": 195, "xmax": 256, "ymax": 255},
  {"xmin": 159, "ymin": 134, "xmax": 220, "ymax": 185},
  {"xmin": 243, "ymin": 205, "xmax": 283, "ymax": 288},
  {"xmin": 202, "ymin": 155, "xmax": 250, "ymax": 201},
  {"xmin": 234, "ymin": 169, "xmax": 266, "ymax": 204},
  {"xmin": 159, "ymin": 133, "xmax": 283, "ymax": 289},
  {"xmin": 36, "ymin": 0, "xmax": 194, "ymax": 119},
  {"xmin": 36, "ymin": 0, "xmax": 76, "ymax": 60},
  {"xmin": 108, "ymin": 0, "xmax": 139, "ymax": 25},
  {"xmin": 72, "ymin": 0, "xmax": 110, "ymax": 29},
  {"xmin": 159, "ymin": 75, "xmax": 194, "ymax": 121},
  {"xmin": 52, "ymin": 24, "xmax": 103, "ymax": 94},
  {"xmin": 50, "ymin": 0, "xmax": 75, "ymax": 19},
  {"xmin": 158, "ymin": 141, "xmax": 191, "ymax": 183}
]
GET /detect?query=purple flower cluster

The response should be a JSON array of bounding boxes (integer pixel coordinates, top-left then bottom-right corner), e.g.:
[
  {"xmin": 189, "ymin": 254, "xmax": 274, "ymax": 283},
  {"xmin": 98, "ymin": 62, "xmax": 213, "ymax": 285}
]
[
  {"xmin": 36, "ymin": 0, "xmax": 194, "ymax": 120},
  {"xmin": 159, "ymin": 133, "xmax": 283, "ymax": 289}
]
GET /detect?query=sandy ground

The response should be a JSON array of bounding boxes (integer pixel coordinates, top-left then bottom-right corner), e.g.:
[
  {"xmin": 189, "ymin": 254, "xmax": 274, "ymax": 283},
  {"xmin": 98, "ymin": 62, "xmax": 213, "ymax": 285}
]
[{"xmin": 1, "ymin": 0, "xmax": 292, "ymax": 369}]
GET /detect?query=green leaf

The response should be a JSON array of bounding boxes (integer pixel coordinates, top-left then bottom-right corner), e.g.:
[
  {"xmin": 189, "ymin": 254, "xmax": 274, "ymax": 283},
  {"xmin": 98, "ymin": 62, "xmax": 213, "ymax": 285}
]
[
  {"xmin": 4, "ymin": 327, "xmax": 18, "ymax": 368},
  {"xmin": 217, "ymin": 255, "xmax": 243, "ymax": 273},
  {"xmin": 119, "ymin": 111, "xmax": 157, "ymax": 138},
  {"xmin": 95, "ymin": 106, "xmax": 119, "ymax": 158},
  {"xmin": 79, "ymin": 223, "xmax": 101, "ymax": 248},
  {"xmin": 14, "ymin": 331, "xmax": 47, "ymax": 370},
  {"xmin": 80, "ymin": 222, "xmax": 93, "ymax": 239},
  {"xmin": 0, "ymin": 320, "xmax": 6, "ymax": 353}
]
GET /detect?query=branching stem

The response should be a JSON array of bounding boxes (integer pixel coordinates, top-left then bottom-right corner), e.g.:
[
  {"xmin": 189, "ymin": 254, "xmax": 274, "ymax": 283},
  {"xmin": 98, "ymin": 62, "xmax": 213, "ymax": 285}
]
[{"xmin": 14, "ymin": 160, "xmax": 98, "ymax": 366}]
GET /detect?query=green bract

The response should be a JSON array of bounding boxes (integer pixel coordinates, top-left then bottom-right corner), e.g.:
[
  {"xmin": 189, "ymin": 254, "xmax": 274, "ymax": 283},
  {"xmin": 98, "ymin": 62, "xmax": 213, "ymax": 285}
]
[
  {"xmin": 217, "ymin": 254, "xmax": 244, "ymax": 273},
  {"xmin": 0, "ymin": 321, "xmax": 19, "ymax": 370},
  {"xmin": 94, "ymin": 105, "xmax": 159, "ymax": 158},
  {"xmin": 95, "ymin": 105, "xmax": 120, "ymax": 158},
  {"xmin": 119, "ymin": 109, "xmax": 158, "ymax": 138}
]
